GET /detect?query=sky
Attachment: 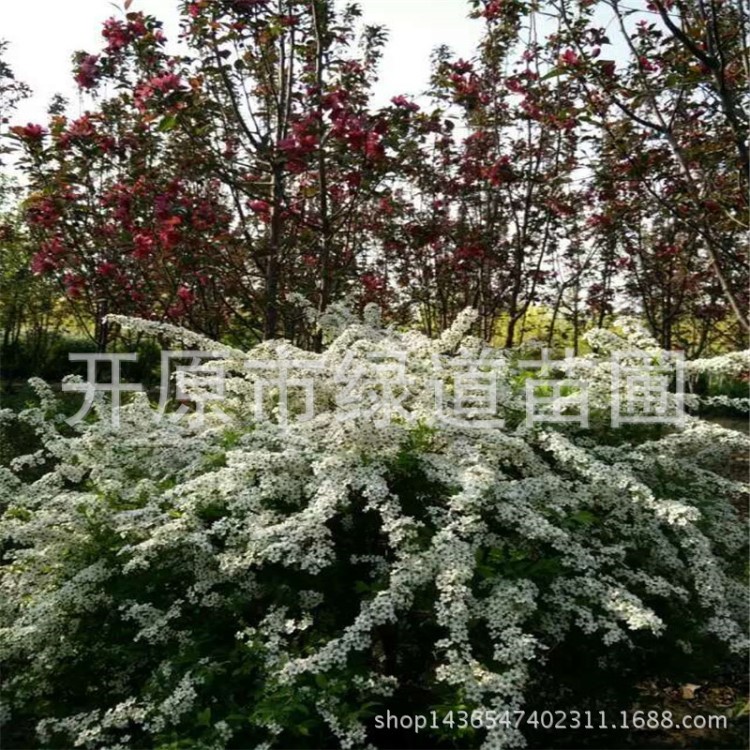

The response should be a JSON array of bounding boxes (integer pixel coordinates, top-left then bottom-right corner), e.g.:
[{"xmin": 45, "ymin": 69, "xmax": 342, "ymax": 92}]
[{"xmin": 2, "ymin": 0, "xmax": 482, "ymax": 125}]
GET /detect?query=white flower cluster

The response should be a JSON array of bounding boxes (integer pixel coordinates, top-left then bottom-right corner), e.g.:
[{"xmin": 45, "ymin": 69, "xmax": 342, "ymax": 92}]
[
  {"xmin": 684, "ymin": 349, "xmax": 750, "ymax": 379},
  {"xmin": 0, "ymin": 309, "xmax": 747, "ymax": 750}
]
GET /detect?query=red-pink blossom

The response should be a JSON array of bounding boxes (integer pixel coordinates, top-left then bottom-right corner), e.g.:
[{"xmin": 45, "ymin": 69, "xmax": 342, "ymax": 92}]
[
  {"xmin": 102, "ymin": 18, "xmax": 131, "ymax": 52},
  {"xmin": 97, "ymin": 261, "xmax": 118, "ymax": 277},
  {"xmin": 127, "ymin": 15, "xmax": 148, "ymax": 37},
  {"xmin": 391, "ymin": 95, "xmax": 420, "ymax": 112},
  {"xmin": 150, "ymin": 72, "xmax": 182, "ymax": 93},
  {"xmin": 364, "ymin": 132, "xmax": 384, "ymax": 161},
  {"xmin": 31, "ymin": 237, "xmax": 66, "ymax": 274},
  {"xmin": 481, "ymin": 0, "xmax": 503, "ymax": 20},
  {"xmin": 10, "ymin": 123, "xmax": 46, "ymax": 141},
  {"xmin": 322, "ymin": 90, "xmax": 347, "ymax": 113},
  {"xmin": 177, "ymin": 286, "xmax": 195, "ymax": 304},
  {"xmin": 58, "ymin": 115, "xmax": 97, "ymax": 149},
  {"xmin": 559, "ymin": 49, "xmax": 580, "ymax": 67},
  {"xmin": 158, "ymin": 226, "xmax": 180, "ymax": 249},
  {"xmin": 248, "ymin": 199, "xmax": 270, "ymax": 213},
  {"xmin": 132, "ymin": 232, "xmax": 155, "ymax": 259},
  {"xmin": 75, "ymin": 55, "xmax": 100, "ymax": 89},
  {"xmin": 27, "ymin": 198, "xmax": 60, "ymax": 228},
  {"xmin": 31, "ymin": 253, "xmax": 57, "ymax": 275},
  {"xmin": 361, "ymin": 272, "xmax": 386, "ymax": 293}
]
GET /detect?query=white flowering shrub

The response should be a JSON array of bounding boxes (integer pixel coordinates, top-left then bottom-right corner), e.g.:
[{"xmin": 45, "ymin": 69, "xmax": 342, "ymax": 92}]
[{"xmin": 1, "ymin": 310, "xmax": 747, "ymax": 750}]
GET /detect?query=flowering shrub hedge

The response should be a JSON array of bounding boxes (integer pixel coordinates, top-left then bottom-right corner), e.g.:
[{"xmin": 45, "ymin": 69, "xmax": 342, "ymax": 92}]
[{"xmin": 1, "ymin": 310, "xmax": 747, "ymax": 749}]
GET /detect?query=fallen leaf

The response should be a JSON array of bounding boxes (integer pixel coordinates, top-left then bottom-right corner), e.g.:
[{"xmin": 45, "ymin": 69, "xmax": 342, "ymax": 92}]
[{"xmin": 681, "ymin": 683, "xmax": 702, "ymax": 700}]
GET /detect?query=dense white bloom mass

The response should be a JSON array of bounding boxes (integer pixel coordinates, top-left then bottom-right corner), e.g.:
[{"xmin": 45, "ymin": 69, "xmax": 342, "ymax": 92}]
[{"xmin": 0, "ymin": 311, "xmax": 747, "ymax": 749}]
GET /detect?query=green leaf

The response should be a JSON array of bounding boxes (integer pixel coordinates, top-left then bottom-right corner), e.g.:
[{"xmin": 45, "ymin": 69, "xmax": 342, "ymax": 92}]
[
  {"xmin": 542, "ymin": 67, "xmax": 565, "ymax": 80},
  {"xmin": 157, "ymin": 115, "xmax": 178, "ymax": 132},
  {"xmin": 572, "ymin": 510, "xmax": 596, "ymax": 525}
]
